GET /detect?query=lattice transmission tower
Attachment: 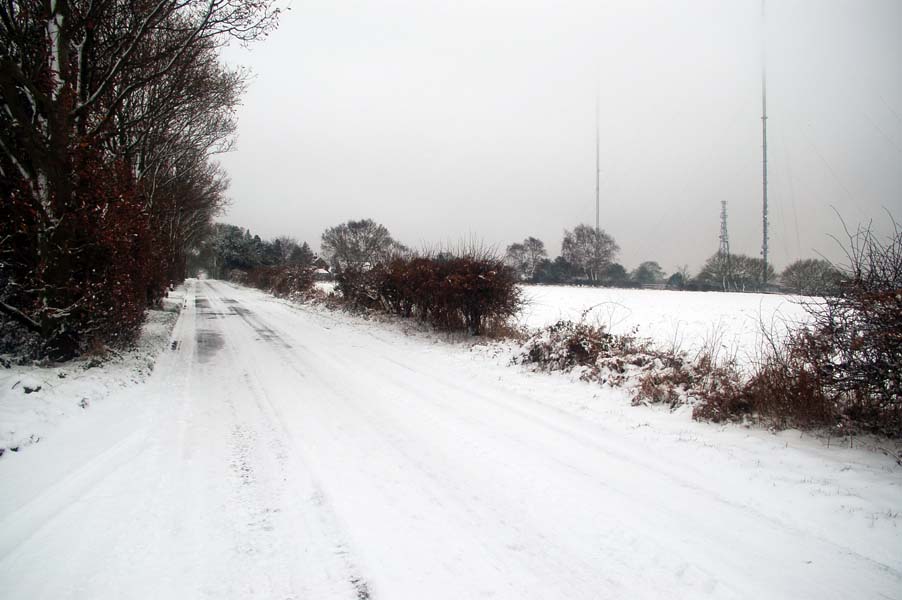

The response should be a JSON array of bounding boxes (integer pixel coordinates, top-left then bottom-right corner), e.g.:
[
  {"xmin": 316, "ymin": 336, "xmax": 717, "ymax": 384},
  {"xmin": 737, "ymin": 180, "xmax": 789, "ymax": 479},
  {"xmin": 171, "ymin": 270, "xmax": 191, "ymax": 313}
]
[{"xmin": 719, "ymin": 201, "xmax": 733, "ymax": 291}]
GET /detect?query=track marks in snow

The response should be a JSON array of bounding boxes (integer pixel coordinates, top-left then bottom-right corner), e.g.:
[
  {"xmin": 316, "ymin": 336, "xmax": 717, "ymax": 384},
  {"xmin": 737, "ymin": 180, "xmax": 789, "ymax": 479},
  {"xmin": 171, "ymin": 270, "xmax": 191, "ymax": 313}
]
[
  {"xmin": 197, "ymin": 284, "xmax": 371, "ymax": 599},
  {"xmin": 203, "ymin": 281, "xmax": 902, "ymax": 599},
  {"xmin": 3, "ymin": 279, "xmax": 899, "ymax": 600},
  {"xmin": 201, "ymin": 285, "xmax": 724, "ymax": 596}
]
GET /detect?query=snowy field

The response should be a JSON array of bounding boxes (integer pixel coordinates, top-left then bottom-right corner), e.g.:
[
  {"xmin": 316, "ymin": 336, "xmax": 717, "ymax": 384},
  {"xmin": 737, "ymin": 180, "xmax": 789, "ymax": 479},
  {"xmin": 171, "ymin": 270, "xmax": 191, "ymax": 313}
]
[
  {"xmin": 2, "ymin": 280, "xmax": 899, "ymax": 599},
  {"xmin": 318, "ymin": 281, "xmax": 811, "ymax": 362},
  {"xmin": 518, "ymin": 285, "xmax": 810, "ymax": 362}
]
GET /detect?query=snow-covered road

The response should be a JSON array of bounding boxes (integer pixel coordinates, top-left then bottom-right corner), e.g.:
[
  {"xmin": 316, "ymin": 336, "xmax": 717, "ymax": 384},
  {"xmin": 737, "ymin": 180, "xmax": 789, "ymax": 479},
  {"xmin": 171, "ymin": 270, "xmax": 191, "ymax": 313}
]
[{"xmin": 1, "ymin": 280, "xmax": 900, "ymax": 599}]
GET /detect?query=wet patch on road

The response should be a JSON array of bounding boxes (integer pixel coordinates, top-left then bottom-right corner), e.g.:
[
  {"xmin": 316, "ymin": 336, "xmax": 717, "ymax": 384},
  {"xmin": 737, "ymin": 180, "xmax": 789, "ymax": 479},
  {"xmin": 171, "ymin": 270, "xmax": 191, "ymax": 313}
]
[
  {"xmin": 199, "ymin": 311, "xmax": 233, "ymax": 319},
  {"xmin": 194, "ymin": 295, "xmax": 237, "ymax": 319},
  {"xmin": 195, "ymin": 329, "xmax": 224, "ymax": 363},
  {"xmin": 228, "ymin": 305, "xmax": 292, "ymax": 349}
]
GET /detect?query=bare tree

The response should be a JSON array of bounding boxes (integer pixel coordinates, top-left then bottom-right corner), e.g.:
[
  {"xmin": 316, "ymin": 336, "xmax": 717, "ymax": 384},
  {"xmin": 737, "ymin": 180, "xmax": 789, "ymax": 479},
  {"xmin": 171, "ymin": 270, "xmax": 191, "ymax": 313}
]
[
  {"xmin": 1, "ymin": 0, "xmax": 279, "ymax": 212},
  {"xmin": 632, "ymin": 261, "xmax": 664, "ymax": 285},
  {"xmin": 561, "ymin": 225, "xmax": 619, "ymax": 283},
  {"xmin": 733, "ymin": 216, "xmax": 902, "ymax": 436},
  {"xmin": 522, "ymin": 237, "xmax": 547, "ymax": 280},
  {"xmin": 505, "ymin": 243, "xmax": 528, "ymax": 280},
  {"xmin": 321, "ymin": 219, "xmax": 401, "ymax": 270},
  {"xmin": 781, "ymin": 258, "xmax": 841, "ymax": 295},
  {"xmin": 505, "ymin": 236, "xmax": 548, "ymax": 281},
  {"xmin": 818, "ymin": 217, "xmax": 901, "ymax": 418},
  {"xmin": 696, "ymin": 253, "xmax": 774, "ymax": 292}
]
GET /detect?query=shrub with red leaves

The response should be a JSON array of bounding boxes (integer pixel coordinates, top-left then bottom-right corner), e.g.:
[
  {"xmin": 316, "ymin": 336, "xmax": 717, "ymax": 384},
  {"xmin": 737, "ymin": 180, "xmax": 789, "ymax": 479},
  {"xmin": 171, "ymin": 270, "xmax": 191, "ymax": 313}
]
[
  {"xmin": 0, "ymin": 145, "xmax": 166, "ymax": 359},
  {"xmin": 244, "ymin": 266, "xmax": 315, "ymax": 299},
  {"xmin": 336, "ymin": 255, "xmax": 521, "ymax": 335}
]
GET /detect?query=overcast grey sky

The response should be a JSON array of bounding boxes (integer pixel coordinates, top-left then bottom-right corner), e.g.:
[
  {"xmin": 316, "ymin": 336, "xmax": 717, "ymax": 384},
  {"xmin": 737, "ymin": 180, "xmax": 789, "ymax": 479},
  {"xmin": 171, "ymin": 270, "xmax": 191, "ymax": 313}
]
[{"xmin": 217, "ymin": 0, "xmax": 901, "ymax": 272}]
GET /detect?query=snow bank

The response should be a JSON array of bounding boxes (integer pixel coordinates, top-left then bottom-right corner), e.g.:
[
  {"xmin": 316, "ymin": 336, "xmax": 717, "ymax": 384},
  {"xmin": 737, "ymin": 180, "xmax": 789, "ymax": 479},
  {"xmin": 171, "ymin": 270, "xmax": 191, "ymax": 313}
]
[
  {"xmin": 0, "ymin": 287, "xmax": 185, "ymax": 456},
  {"xmin": 315, "ymin": 280, "xmax": 337, "ymax": 295}
]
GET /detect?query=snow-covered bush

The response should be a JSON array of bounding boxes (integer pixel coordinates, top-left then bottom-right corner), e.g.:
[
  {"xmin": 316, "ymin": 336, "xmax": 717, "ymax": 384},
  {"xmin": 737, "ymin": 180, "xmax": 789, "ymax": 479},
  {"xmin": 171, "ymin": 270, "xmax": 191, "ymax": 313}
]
[
  {"xmin": 518, "ymin": 320, "xmax": 749, "ymax": 413},
  {"xmin": 521, "ymin": 320, "xmax": 638, "ymax": 378}
]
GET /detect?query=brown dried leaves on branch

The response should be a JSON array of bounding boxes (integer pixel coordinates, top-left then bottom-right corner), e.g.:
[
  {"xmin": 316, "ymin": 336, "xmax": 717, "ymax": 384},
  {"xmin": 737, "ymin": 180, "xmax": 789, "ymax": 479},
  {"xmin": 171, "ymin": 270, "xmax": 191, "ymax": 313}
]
[
  {"xmin": 0, "ymin": 0, "xmax": 280, "ymax": 358},
  {"xmin": 694, "ymin": 217, "xmax": 902, "ymax": 437},
  {"xmin": 336, "ymin": 255, "xmax": 522, "ymax": 336}
]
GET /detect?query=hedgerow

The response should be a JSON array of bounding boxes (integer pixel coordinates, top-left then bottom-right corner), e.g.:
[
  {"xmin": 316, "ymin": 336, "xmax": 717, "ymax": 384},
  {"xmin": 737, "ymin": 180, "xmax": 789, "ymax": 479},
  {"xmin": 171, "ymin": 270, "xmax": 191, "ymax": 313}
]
[
  {"xmin": 336, "ymin": 255, "xmax": 521, "ymax": 335},
  {"xmin": 1, "ymin": 150, "xmax": 165, "ymax": 360},
  {"xmin": 0, "ymin": 1, "xmax": 278, "ymax": 360},
  {"xmin": 235, "ymin": 266, "xmax": 315, "ymax": 300},
  {"xmin": 692, "ymin": 218, "xmax": 901, "ymax": 438}
]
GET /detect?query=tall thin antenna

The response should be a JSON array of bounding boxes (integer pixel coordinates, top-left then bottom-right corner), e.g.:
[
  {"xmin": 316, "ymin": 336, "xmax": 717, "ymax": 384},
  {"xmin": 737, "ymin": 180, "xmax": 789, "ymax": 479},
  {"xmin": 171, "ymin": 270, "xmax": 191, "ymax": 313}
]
[
  {"xmin": 761, "ymin": 0, "xmax": 769, "ymax": 287},
  {"xmin": 595, "ymin": 87, "xmax": 600, "ymax": 233}
]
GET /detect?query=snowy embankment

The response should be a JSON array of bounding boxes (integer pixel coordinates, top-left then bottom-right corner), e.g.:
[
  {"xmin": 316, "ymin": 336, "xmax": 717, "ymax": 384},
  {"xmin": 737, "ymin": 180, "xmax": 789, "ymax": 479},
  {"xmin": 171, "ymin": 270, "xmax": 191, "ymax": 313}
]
[
  {"xmin": 517, "ymin": 285, "xmax": 810, "ymax": 363},
  {"xmin": 0, "ymin": 289, "xmax": 185, "ymax": 456}
]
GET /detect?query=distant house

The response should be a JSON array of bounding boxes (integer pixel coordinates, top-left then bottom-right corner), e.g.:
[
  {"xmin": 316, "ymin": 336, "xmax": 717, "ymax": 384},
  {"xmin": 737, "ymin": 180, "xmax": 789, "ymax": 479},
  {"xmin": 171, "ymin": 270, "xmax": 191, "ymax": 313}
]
[{"xmin": 310, "ymin": 256, "xmax": 334, "ymax": 281}]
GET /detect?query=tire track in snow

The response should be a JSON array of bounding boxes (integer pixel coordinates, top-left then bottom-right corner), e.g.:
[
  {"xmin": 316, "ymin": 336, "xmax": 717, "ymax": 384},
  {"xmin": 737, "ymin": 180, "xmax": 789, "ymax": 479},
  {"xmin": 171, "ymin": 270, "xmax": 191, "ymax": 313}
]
[
  {"xmin": 207, "ymin": 281, "xmax": 902, "ymax": 599},
  {"xmin": 199, "ymin": 281, "xmax": 371, "ymax": 599},
  {"xmin": 203, "ymin": 284, "xmax": 712, "ymax": 597},
  {"xmin": 270, "ymin": 294, "xmax": 902, "ymax": 584},
  {"xmin": 0, "ymin": 281, "xmax": 200, "ymax": 567}
]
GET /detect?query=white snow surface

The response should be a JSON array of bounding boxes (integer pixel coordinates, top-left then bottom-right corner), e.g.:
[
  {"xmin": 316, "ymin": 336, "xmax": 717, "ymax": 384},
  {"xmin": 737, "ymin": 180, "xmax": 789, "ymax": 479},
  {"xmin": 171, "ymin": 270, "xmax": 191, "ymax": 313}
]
[
  {"xmin": 314, "ymin": 279, "xmax": 337, "ymax": 295},
  {"xmin": 0, "ymin": 290, "xmax": 185, "ymax": 455},
  {"xmin": 1, "ymin": 279, "xmax": 899, "ymax": 599},
  {"xmin": 518, "ymin": 285, "xmax": 812, "ymax": 363}
]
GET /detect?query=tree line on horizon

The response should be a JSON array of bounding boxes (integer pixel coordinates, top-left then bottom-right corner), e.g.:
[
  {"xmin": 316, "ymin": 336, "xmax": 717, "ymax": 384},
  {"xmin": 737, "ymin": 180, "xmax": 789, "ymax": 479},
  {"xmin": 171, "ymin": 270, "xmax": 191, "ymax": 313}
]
[
  {"xmin": 504, "ymin": 228, "xmax": 842, "ymax": 295},
  {"xmin": 193, "ymin": 223, "xmax": 317, "ymax": 279},
  {"xmin": 505, "ymin": 231, "xmax": 840, "ymax": 295},
  {"xmin": 198, "ymin": 218, "xmax": 843, "ymax": 298}
]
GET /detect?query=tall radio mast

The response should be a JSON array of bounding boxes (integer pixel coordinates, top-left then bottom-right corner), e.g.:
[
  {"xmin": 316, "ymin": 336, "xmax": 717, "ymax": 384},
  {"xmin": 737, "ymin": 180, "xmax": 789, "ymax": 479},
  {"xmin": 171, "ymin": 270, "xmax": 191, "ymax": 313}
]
[
  {"xmin": 595, "ymin": 88, "xmax": 600, "ymax": 233},
  {"xmin": 760, "ymin": 0, "xmax": 770, "ymax": 286}
]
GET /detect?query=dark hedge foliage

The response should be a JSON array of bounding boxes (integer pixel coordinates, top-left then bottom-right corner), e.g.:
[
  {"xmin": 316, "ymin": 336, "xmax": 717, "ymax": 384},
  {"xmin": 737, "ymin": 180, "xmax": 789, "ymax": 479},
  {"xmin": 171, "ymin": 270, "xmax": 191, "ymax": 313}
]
[
  {"xmin": 1, "ymin": 148, "xmax": 166, "ymax": 360},
  {"xmin": 337, "ymin": 256, "xmax": 522, "ymax": 335},
  {"xmin": 241, "ymin": 266, "xmax": 315, "ymax": 299}
]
